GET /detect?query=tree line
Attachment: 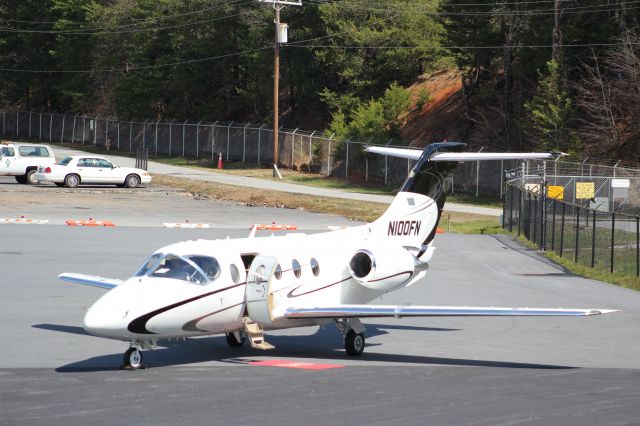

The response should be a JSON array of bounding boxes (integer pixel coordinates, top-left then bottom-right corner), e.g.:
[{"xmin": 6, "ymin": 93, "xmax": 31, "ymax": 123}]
[{"xmin": 1, "ymin": 1, "xmax": 639, "ymax": 159}]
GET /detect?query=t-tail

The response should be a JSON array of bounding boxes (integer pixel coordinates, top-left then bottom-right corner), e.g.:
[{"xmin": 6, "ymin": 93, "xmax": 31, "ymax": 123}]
[{"xmin": 366, "ymin": 142, "xmax": 559, "ymax": 258}]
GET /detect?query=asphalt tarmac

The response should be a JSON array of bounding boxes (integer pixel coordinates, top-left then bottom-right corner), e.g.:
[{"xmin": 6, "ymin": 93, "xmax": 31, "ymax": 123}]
[{"xmin": 1, "ymin": 180, "xmax": 639, "ymax": 425}]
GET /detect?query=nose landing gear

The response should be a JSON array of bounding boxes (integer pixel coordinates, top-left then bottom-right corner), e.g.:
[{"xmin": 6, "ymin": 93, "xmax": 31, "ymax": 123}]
[{"xmin": 123, "ymin": 341, "xmax": 151, "ymax": 369}]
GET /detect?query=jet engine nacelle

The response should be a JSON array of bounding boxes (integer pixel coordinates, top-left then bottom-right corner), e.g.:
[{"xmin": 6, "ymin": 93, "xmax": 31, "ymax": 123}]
[{"xmin": 348, "ymin": 246, "xmax": 415, "ymax": 291}]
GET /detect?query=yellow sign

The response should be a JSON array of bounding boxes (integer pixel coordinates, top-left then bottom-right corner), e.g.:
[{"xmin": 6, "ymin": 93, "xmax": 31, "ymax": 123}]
[
  {"xmin": 576, "ymin": 182, "xmax": 595, "ymax": 199},
  {"xmin": 547, "ymin": 185, "xmax": 564, "ymax": 200}
]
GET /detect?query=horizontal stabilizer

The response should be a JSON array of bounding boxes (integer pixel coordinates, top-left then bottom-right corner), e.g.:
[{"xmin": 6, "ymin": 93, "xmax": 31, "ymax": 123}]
[
  {"xmin": 285, "ymin": 305, "xmax": 618, "ymax": 319},
  {"xmin": 58, "ymin": 273, "xmax": 123, "ymax": 290},
  {"xmin": 365, "ymin": 146, "xmax": 561, "ymax": 162}
]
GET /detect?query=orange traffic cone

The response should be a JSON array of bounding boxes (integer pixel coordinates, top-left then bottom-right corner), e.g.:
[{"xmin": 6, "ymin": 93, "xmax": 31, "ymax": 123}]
[{"xmin": 217, "ymin": 152, "xmax": 223, "ymax": 169}]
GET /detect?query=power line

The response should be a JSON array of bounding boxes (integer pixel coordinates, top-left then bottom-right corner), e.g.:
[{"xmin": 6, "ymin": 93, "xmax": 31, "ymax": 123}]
[
  {"xmin": 0, "ymin": 46, "xmax": 273, "ymax": 74},
  {"xmin": 286, "ymin": 41, "xmax": 640, "ymax": 50}
]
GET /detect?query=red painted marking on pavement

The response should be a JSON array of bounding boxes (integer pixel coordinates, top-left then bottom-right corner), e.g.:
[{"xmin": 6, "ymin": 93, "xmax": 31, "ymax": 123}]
[{"xmin": 249, "ymin": 359, "xmax": 345, "ymax": 370}]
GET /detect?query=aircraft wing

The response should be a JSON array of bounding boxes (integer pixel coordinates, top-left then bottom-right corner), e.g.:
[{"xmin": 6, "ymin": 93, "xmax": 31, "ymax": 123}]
[
  {"xmin": 284, "ymin": 305, "xmax": 617, "ymax": 319},
  {"xmin": 58, "ymin": 273, "xmax": 123, "ymax": 290}
]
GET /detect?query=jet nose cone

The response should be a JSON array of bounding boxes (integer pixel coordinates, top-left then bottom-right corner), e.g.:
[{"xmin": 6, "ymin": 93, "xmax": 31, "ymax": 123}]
[{"xmin": 83, "ymin": 301, "xmax": 128, "ymax": 339}]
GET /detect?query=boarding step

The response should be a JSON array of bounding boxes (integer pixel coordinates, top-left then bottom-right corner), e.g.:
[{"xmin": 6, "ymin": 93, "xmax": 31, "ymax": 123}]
[{"xmin": 243, "ymin": 318, "xmax": 275, "ymax": 350}]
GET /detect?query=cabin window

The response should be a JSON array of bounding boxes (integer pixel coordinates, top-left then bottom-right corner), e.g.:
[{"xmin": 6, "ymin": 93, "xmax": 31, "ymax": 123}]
[
  {"xmin": 186, "ymin": 255, "xmax": 220, "ymax": 281},
  {"xmin": 310, "ymin": 258, "xmax": 320, "ymax": 277},
  {"xmin": 230, "ymin": 264, "xmax": 241, "ymax": 284},
  {"xmin": 149, "ymin": 254, "xmax": 207, "ymax": 284},
  {"xmin": 274, "ymin": 264, "xmax": 282, "ymax": 280},
  {"xmin": 292, "ymin": 259, "xmax": 302, "ymax": 278}
]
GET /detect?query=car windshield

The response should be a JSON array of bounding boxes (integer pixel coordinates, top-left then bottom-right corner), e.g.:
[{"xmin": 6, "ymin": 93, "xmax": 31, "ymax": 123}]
[{"xmin": 58, "ymin": 157, "xmax": 72, "ymax": 166}]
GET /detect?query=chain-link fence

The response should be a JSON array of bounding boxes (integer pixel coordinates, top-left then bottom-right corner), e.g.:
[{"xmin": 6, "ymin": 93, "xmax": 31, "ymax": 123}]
[
  {"xmin": 504, "ymin": 183, "xmax": 640, "ymax": 277},
  {"xmin": 1, "ymin": 109, "xmax": 522, "ymax": 195}
]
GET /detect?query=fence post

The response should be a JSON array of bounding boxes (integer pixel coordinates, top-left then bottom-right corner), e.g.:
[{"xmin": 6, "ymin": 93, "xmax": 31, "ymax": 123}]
[
  {"xmin": 508, "ymin": 185, "xmax": 514, "ymax": 231},
  {"xmin": 94, "ymin": 115, "xmax": 99, "ymax": 146},
  {"xmin": 156, "ymin": 120, "xmax": 160, "ymax": 156},
  {"xmin": 560, "ymin": 202, "xmax": 566, "ymax": 257},
  {"xmin": 289, "ymin": 128, "xmax": 297, "ymax": 168},
  {"xmin": 195, "ymin": 121, "xmax": 200, "ymax": 159},
  {"xmin": 169, "ymin": 120, "xmax": 174, "ymax": 155},
  {"xmin": 226, "ymin": 122, "xmax": 232, "ymax": 162},
  {"xmin": 71, "ymin": 113, "xmax": 78, "ymax": 143},
  {"xmin": 16, "ymin": 111, "xmax": 19, "ymax": 137},
  {"xmin": 533, "ymin": 194, "xmax": 538, "ymax": 246},
  {"xmin": 611, "ymin": 213, "xmax": 615, "ymax": 273},
  {"xmin": 636, "ymin": 217, "xmax": 640, "ymax": 277},
  {"xmin": 117, "ymin": 120, "xmax": 120, "ymax": 150},
  {"xmin": 49, "ymin": 114, "xmax": 53, "ymax": 143},
  {"xmin": 257, "ymin": 124, "xmax": 263, "ymax": 165},
  {"xmin": 105, "ymin": 117, "xmax": 108, "ymax": 147},
  {"xmin": 551, "ymin": 200, "xmax": 556, "ymax": 252},
  {"xmin": 591, "ymin": 209, "xmax": 596, "ymax": 268},
  {"xmin": 28, "ymin": 111, "xmax": 32, "ymax": 138},
  {"xmin": 142, "ymin": 120, "xmax": 147, "ymax": 149},
  {"xmin": 517, "ymin": 187, "xmax": 522, "ymax": 236},
  {"xmin": 39, "ymin": 113, "xmax": 42, "ymax": 140},
  {"xmin": 82, "ymin": 116, "xmax": 86, "ymax": 145},
  {"xmin": 500, "ymin": 160, "xmax": 504, "ymax": 199},
  {"xmin": 129, "ymin": 122, "xmax": 132, "ymax": 152},
  {"xmin": 345, "ymin": 138, "xmax": 350, "ymax": 178},
  {"xmin": 328, "ymin": 133, "xmax": 334, "ymax": 176},
  {"xmin": 211, "ymin": 124, "xmax": 215, "ymax": 162},
  {"xmin": 243, "ymin": 123, "xmax": 250, "ymax": 163},
  {"xmin": 309, "ymin": 131, "xmax": 315, "ymax": 167},
  {"xmin": 183, "ymin": 120, "xmax": 188, "ymax": 157},
  {"xmin": 575, "ymin": 207, "xmax": 580, "ymax": 263}
]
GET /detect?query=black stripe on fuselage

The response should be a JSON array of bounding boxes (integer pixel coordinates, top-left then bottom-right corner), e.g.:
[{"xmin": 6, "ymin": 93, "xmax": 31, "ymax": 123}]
[
  {"xmin": 182, "ymin": 302, "xmax": 245, "ymax": 333},
  {"xmin": 127, "ymin": 283, "xmax": 245, "ymax": 335}
]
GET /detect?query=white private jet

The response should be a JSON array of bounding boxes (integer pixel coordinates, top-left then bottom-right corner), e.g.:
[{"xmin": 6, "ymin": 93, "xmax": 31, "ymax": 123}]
[{"xmin": 60, "ymin": 142, "xmax": 616, "ymax": 369}]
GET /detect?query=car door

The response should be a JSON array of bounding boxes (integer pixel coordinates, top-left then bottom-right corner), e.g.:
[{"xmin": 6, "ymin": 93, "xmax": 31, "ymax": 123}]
[
  {"xmin": 76, "ymin": 158, "xmax": 100, "ymax": 183},
  {"xmin": 0, "ymin": 146, "xmax": 19, "ymax": 174},
  {"xmin": 94, "ymin": 159, "xmax": 117, "ymax": 183}
]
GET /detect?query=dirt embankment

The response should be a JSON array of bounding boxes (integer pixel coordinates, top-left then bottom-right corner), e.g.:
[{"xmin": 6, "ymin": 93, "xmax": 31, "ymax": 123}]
[{"xmin": 401, "ymin": 69, "xmax": 465, "ymax": 146}]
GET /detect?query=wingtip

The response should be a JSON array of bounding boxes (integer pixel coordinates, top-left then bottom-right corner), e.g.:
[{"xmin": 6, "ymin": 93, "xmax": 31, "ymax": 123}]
[{"xmin": 587, "ymin": 309, "xmax": 620, "ymax": 315}]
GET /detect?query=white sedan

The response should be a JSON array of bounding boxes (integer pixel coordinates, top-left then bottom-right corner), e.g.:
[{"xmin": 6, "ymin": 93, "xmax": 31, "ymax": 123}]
[{"xmin": 34, "ymin": 155, "xmax": 152, "ymax": 188}]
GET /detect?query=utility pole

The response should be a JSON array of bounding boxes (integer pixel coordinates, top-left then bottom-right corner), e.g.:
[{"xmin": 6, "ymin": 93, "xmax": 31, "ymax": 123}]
[{"xmin": 258, "ymin": 0, "xmax": 301, "ymax": 178}]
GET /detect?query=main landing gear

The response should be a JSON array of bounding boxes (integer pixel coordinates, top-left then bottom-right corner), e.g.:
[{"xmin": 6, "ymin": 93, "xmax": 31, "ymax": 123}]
[{"xmin": 335, "ymin": 319, "xmax": 366, "ymax": 356}]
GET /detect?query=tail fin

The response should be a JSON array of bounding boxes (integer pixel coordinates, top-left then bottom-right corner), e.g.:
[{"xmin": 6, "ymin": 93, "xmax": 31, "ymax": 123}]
[
  {"xmin": 366, "ymin": 143, "xmax": 557, "ymax": 253},
  {"xmin": 368, "ymin": 142, "xmax": 464, "ymax": 251}
]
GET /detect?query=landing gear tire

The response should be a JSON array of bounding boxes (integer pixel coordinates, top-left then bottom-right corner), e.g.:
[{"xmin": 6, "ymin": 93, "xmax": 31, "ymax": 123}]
[
  {"xmin": 345, "ymin": 329, "xmax": 365, "ymax": 356},
  {"xmin": 225, "ymin": 332, "xmax": 246, "ymax": 347},
  {"xmin": 123, "ymin": 347, "xmax": 144, "ymax": 369}
]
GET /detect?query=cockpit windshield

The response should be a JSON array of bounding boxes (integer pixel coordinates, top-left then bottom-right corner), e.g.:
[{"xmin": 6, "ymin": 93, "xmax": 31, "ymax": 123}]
[{"xmin": 134, "ymin": 253, "xmax": 220, "ymax": 285}]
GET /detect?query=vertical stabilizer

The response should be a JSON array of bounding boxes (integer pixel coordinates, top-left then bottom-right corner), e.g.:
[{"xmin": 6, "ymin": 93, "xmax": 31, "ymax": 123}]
[{"xmin": 368, "ymin": 142, "xmax": 465, "ymax": 251}]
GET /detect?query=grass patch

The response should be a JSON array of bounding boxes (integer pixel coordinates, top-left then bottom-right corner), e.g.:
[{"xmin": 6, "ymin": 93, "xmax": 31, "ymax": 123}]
[
  {"xmin": 514, "ymin": 235, "xmax": 640, "ymax": 291},
  {"xmin": 447, "ymin": 193, "xmax": 503, "ymax": 208},
  {"xmin": 154, "ymin": 174, "xmax": 500, "ymax": 234}
]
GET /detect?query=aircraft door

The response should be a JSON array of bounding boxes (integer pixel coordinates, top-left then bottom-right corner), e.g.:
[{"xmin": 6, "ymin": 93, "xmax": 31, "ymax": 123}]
[{"xmin": 245, "ymin": 255, "xmax": 278, "ymax": 325}]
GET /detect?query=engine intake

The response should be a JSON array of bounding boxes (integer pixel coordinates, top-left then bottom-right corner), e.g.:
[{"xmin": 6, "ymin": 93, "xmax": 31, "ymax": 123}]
[{"xmin": 348, "ymin": 247, "xmax": 415, "ymax": 291}]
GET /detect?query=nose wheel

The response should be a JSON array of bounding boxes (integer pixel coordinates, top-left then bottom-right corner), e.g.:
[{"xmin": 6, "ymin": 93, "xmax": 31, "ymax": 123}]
[{"xmin": 123, "ymin": 346, "xmax": 144, "ymax": 370}]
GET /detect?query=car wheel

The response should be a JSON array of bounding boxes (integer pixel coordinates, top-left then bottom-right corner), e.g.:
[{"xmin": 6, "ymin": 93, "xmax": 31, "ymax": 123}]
[
  {"xmin": 26, "ymin": 170, "xmax": 39, "ymax": 185},
  {"xmin": 124, "ymin": 174, "xmax": 140, "ymax": 188},
  {"xmin": 64, "ymin": 174, "xmax": 80, "ymax": 188},
  {"xmin": 15, "ymin": 175, "xmax": 27, "ymax": 184}
]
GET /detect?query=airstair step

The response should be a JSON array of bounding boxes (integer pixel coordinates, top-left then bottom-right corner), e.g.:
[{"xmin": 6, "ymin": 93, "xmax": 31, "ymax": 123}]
[{"xmin": 242, "ymin": 318, "xmax": 275, "ymax": 350}]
